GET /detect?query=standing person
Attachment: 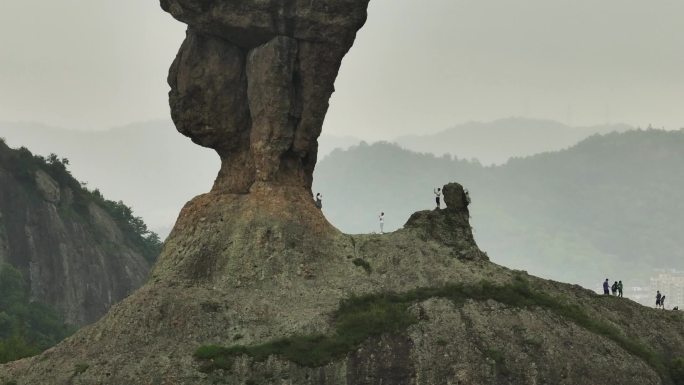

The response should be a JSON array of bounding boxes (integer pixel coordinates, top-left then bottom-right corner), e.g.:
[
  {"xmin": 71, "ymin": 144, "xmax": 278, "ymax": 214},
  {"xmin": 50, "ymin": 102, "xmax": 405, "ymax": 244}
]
[
  {"xmin": 617, "ymin": 280, "xmax": 624, "ymax": 298},
  {"xmin": 379, "ymin": 212, "xmax": 385, "ymax": 234},
  {"xmin": 434, "ymin": 187, "xmax": 442, "ymax": 209},
  {"xmin": 661, "ymin": 295, "xmax": 666, "ymax": 309},
  {"xmin": 611, "ymin": 281, "xmax": 618, "ymax": 296},
  {"xmin": 603, "ymin": 279, "xmax": 610, "ymax": 295},
  {"xmin": 315, "ymin": 193, "xmax": 323, "ymax": 209},
  {"xmin": 656, "ymin": 291, "xmax": 662, "ymax": 308}
]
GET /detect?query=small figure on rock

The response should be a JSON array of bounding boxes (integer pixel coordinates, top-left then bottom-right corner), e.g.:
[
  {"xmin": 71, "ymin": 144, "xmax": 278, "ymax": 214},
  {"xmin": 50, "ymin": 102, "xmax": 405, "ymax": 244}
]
[
  {"xmin": 656, "ymin": 291, "xmax": 662, "ymax": 308},
  {"xmin": 314, "ymin": 193, "xmax": 323, "ymax": 209},
  {"xmin": 434, "ymin": 187, "xmax": 442, "ymax": 209},
  {"xmin": 661, "ymin": 295, "xmax": 666, "ymax": 309},
  {"xmin": 603, "ymin": 278, "xmax": 610, "ymax": 295},
  {"xmin": 618, "ymin": 280, "xmax": 623, "ymax": 298},
  {"xmin": 611, "ymin": 281, "xmax": 618, "ymax": 296},
  {"xmin": 379, "ymin": 212, "xmax": 385, "ymax": 234}
]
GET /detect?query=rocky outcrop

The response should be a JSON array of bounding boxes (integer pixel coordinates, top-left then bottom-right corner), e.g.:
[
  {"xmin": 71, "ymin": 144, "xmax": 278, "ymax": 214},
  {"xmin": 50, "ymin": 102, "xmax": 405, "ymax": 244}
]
[
  {"xmin": 164, "ymin": 0, "xmax": 370, "ymax": 193},
  {"xmin": 0, "ymin": 142, "xmax": 152, "ymax": 326},
  {"xmin": 2, "ymin": 2, "xmax": 684, "ymax": 385},
  {"xmin": 405, "ymin": 183, "xmax": 484, "ymax": 259}
]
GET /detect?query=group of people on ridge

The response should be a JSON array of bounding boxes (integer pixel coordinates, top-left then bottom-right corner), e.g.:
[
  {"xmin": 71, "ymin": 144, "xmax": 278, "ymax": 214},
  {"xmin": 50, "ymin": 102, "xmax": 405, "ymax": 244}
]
[
  {"xmin": 314, "ymin": 187, "xmax": 444, "ymax": 235},
  {"xmin": 602, "ymin": 279, "xmax": 673, "ymax": 310},
  {"xmin": 317, "ymin": 192, "xmax": 677, "ymax": 311},
  {"xmin": 655, "ymin": 291, "xmax": 667, "ymax": 309},
  {"xmin": 602, "ymin": 279, "xmax": 624, "ymax": 297}
]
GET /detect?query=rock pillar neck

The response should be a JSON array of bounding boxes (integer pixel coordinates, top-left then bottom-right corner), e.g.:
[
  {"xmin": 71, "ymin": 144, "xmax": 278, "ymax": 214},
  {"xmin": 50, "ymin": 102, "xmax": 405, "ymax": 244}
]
[{"xmin": 169, "ymin": 28, "xmax": 354, "ymax": 194}]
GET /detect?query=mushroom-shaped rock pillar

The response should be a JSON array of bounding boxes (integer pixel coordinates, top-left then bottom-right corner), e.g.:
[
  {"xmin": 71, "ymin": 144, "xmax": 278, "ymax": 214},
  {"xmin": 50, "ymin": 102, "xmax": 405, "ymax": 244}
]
[{"xmin": 162, "ymin": 0, "xmax": 371, "ymax": 194}]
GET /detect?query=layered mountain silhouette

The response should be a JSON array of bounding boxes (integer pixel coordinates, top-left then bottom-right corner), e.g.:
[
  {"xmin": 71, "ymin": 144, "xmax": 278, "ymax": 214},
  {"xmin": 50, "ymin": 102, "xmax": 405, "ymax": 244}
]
[
  {"xmin": 314, "ymin": 129, "xmax": 684, "ymax": 292},
  {"xmin": 395, "ymin": 117, "xmax": 633, "ymax": 165}
]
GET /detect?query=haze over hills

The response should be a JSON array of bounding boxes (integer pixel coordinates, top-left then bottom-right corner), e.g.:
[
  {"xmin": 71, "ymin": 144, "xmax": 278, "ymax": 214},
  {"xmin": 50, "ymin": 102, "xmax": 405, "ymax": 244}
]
[
  {"xmin": 395, "ymin": 118, "xmax": 634, "ymax": 165},
  {"xmin": 313, "ymin": 129, "xmax": 684, "ymax": 297},
  {"xmin": 0, "ymin": 139, "xmax": 162, "ymax": 362},
  {"xmin": 0, "ymin": 120, "xmax": 364, "ymax": 236},
  {"xmin": 0, "ymin": 118, "xmax": 668, "ymax": 245}
]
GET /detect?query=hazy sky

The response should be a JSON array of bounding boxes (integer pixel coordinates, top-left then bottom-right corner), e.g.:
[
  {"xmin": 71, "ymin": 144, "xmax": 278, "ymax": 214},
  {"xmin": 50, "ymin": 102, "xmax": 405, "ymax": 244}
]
[{"xmin": 1, "ymin": 0, "xmax": 683, "ymax": 140}]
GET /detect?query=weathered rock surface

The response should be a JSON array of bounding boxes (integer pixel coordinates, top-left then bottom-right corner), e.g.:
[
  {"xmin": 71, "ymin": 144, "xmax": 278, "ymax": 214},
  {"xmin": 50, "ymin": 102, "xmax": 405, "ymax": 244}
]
[
  {"xmin": 0, "ymin": 142, "xmax": 151, "ymax": 326},
  {"xmin": 1, "ymin": 184, "xmax": 683, "ymax": 385},
  {"xmin": 2, "ymin": 1, "xmax": 684, "ymax": 385},
  {"xmin": 165, "ymin": 0, "xmax": 369, "ymax": 193}
]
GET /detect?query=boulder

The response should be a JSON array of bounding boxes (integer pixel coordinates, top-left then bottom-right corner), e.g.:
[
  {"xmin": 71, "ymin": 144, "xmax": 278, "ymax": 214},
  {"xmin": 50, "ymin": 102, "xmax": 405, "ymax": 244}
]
[{"xmin": 165, "ymin": 0, "xmax": 370, "ymax": 193}]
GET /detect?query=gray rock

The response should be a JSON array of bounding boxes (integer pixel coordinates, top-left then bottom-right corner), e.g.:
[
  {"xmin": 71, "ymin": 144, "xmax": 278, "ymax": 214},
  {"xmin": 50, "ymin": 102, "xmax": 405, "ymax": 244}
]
[
  {"xmin": 166, "ymin": 0, "xmax": 370, "ymax": 193},
  {"xmin": 442, "ymin": 182, "xmax": 469, "ymax": 211},
  {"xmin": 34, "ymin": 169, "xmax": 60, "ymax": 203}
]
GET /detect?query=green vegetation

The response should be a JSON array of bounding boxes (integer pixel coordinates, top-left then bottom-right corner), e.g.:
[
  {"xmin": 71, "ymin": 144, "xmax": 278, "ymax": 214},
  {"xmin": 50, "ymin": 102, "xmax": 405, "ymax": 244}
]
[
  {"xmin": 195, "ymin": 276, "xmax": 679, "ymax": 383},
  {"xmin": 671, "ymin": 357, "xmax": 684, "ymax": 385},
  {"xmin": 0, "ymin": 142, "xmax": 162, "ymax": 263},
  {"xmin": 351, "ymin": 258, "xmax": 372, "ymax": 273},
  {"xmin": 0, "ymin": 264, "xmax": 74, "ymax": 364},
  {"xmin": 485, "ymin": 348, "xmax": 511, "ymax": 376},
  {"xmin": 73, "ymin": 363, "xmax": 89, "ymax": 376}
]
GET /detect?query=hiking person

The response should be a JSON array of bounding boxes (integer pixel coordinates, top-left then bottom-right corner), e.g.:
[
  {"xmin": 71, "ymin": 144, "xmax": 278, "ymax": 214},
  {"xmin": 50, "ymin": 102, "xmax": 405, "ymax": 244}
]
[
  {"xmin": 661, "ymin": 295, "xmax": 666, "ymax": 309},
  {"xmin": 379, "ymin": 212, "xmax": 385, "ymax": 234},
  {"xmin": 656, "ymin": 291, "xmax": 662, "ymax": 308},
  {"xmin": 617, "ymin": 280, "xmax": 624, "ymax": 298},
  {"xmin": 434, "ymin": 187, "xmax": 442, "ymax": 209},
  {"xmin": 314, "ymin": 193, "xmax": 323, "ymax": 209},
  {"xmin": 603, "ymin": 279, "xmax": 610, "ymax": 295},
  {"xmin": 611, "ymin": 281, "xmax": 618, "ymax": 296}
]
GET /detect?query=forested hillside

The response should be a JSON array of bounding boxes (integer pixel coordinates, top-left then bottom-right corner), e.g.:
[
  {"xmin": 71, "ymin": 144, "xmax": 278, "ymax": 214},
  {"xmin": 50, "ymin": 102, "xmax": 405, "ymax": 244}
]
[
  {"xmin": 0, "ymin": 139, "xmax": 162, "ymax": 362},
  {"xmin": 314, "ymin": 129, "xmax": 684, "ymax": 290},
  {"xmin": 0, "ymin": 264, "xmax": 75, "ymax": 363}
]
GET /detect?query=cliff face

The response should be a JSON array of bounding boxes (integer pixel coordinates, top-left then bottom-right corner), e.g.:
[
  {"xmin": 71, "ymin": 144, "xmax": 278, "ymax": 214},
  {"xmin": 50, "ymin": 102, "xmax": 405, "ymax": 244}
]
[
  {"xmin": 0, "ymin": 141, "xmax": 152, "ymax": 326},
  {"xmin": 1, "ymin": 2, "xmax": 684, "ymax": 385}
]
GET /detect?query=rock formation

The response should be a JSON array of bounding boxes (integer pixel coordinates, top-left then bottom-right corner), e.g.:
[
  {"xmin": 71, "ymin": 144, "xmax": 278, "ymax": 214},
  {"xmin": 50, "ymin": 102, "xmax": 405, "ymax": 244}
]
[
  {"xmin": 2, "ymin": 1, "xmax": 684, "ymax": 385},
  {"xmin": 163, "ymin": 0, "xmax": 370, "ymax": 193},
  {"xmin": 0, "ymin": 141, "xmax": 152, "ymax": 326}
]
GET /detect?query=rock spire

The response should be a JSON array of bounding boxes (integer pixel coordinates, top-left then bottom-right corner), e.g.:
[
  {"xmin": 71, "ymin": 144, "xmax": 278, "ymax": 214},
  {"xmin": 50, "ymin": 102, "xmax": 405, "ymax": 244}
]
[{"xmin": 162, "ymin": 0, "xmax": 370, "ymax": 193}]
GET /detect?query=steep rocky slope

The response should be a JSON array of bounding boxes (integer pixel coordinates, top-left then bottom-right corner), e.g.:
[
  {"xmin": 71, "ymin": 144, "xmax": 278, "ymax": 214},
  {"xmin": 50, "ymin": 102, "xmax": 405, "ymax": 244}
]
[
  {"xmin": 1, "ymin": 1, "xmax": 683, "ymax": 384},
  {"xmin": 0, "ymin": 140, "xmax": 156, "ymax": 326}
]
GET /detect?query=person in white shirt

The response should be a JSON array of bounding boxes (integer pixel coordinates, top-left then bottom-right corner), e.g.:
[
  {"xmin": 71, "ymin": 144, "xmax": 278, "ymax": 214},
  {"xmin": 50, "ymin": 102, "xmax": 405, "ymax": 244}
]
[
  {"xmin": 379, "ymin": 212, "xmax": 385, "ymax": 234},
  {"xmin": 434, "ymin": 187, "xmax": 442, "ymax": 209}
]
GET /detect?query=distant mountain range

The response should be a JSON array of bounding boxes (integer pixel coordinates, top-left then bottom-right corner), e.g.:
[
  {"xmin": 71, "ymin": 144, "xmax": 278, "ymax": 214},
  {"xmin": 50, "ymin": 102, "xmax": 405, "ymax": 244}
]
[
  {"xmin": 0, "ymin": 120, "xmax": 363, "ymax": 236},
  {"xmin": 395, "ymin": 118, "xmax": 633, "ymax": 165},
  {"xmin": 313, "ymin": 129, "xmax": 684, "ymax": 292},
  {"xmin": 0, "ymin": 118, "xmax": 641, "ymax": 239}
]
